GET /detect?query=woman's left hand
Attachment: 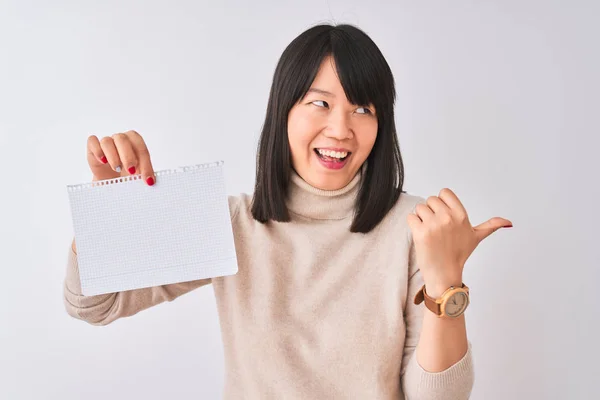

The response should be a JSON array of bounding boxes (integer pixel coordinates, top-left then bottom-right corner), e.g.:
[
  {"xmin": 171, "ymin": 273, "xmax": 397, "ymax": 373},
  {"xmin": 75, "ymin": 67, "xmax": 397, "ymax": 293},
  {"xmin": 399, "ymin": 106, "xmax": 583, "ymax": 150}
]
[{"xmin": 406, "ymin": 188, "xmax": 512, "ymax": 298}]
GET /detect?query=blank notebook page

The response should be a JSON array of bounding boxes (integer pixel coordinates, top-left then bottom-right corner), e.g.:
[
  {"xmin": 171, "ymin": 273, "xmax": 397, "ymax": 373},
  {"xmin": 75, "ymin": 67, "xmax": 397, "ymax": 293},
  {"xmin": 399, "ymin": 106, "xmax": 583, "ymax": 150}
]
[{"xmin": 66, "ymin": 161, "xmax": 238, "ymax": 296}]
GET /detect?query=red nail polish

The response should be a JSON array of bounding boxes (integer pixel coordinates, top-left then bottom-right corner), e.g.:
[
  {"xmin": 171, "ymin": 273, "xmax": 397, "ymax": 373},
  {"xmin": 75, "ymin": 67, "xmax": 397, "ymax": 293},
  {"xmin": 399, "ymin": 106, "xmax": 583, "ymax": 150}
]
[
  {"xmin": 100, "ymin": 156, "xmax": 108, "ymax": 164},
  {"xmin": 504, "ymin": 224, "xmax": 513, "ymax": 228},
  {"xmin": 128, "ymin": 166, "xmax": 136, "ymax": 174},
  {"xmin": 146, "ymin": 177, "xmax": 155, "ymax": 186}
]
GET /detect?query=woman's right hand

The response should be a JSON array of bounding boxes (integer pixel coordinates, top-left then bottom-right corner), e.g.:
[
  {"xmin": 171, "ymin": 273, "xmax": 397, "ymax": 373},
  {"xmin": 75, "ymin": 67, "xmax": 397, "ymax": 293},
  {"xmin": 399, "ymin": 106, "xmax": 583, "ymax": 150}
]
[
  {"xmin": 86, "ymin": 130, "xmax": 156, "ymax": 186},
  {"xmin": 73, "ymin": 130, "xmax": 157, "ymax": 255}
]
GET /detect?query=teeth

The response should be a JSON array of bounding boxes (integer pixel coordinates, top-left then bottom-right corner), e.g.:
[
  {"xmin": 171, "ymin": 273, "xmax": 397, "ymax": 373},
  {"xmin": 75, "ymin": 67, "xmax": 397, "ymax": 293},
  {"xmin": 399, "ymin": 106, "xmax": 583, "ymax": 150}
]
[{"xmin": 317, "ymin": 149, "xmax": 348, "ymax": 159}]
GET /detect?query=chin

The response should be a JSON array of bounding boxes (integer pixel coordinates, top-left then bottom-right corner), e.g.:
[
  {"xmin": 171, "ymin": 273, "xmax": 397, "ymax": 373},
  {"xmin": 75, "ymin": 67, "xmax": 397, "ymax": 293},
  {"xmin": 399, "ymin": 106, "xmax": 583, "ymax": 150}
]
[
  {"xmin": 312, "ymin": 170, "xmax": 354, "ymax": 191},
  {"xmin": 293, "ymin": 152, "xmax": 360, "ymax": 190}
]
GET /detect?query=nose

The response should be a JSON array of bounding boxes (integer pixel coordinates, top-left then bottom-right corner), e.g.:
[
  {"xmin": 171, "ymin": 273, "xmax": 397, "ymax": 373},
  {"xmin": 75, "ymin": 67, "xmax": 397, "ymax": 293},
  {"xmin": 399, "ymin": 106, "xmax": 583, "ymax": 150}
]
[{"xmin": 324, "ymin": 112, "xmax": 353, "ymax": 141}]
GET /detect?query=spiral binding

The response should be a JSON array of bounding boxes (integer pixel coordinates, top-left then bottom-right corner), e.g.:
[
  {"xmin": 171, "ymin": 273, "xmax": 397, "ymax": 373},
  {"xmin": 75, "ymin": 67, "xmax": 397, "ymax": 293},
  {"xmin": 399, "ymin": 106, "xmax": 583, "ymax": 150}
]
[{"xmin": 66, "ymin": 160, "xmax": 224, "ymax": 192}]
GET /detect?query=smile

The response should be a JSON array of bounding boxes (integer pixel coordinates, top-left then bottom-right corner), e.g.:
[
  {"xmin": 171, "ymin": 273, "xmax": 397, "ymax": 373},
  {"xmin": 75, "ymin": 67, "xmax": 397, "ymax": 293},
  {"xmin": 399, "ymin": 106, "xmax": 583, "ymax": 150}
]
[{"xmin": 314, "ymin": 148, "xmax": 351, "ymax": 170}]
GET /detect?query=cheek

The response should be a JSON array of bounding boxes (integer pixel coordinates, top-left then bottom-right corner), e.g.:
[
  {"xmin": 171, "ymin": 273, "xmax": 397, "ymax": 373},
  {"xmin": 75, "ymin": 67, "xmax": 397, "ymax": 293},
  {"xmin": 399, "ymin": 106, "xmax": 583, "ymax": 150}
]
[
  {"xmin": 288, "ymin": 110, "xmax": 321, "ymax": 156},
  {"xmin": 356, "ymin": 122, "xmax": 378, "ymax": 156}
]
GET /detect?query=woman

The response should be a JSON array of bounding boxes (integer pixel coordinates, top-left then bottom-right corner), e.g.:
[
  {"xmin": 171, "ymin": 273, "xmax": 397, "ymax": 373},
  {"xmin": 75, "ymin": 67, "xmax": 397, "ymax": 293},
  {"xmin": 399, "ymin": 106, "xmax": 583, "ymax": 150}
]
[{"xmin": 64, "ymin": 23, "xmax": 512, "ymax": 399}]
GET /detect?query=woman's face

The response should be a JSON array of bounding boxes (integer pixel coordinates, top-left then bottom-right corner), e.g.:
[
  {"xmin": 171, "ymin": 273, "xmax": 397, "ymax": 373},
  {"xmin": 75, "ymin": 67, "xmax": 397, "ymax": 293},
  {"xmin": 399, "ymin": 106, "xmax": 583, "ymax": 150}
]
[{"xmin": 287, "ymin": 56, "xmax": 378, "ymax": 191}]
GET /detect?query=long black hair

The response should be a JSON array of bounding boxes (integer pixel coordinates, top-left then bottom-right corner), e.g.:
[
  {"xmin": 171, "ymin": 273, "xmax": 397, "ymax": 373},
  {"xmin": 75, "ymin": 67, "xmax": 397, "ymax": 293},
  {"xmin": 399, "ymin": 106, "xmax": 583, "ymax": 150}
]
[{"xmin": 251, "ymin": 23, "xmax": 405, "ymax": 234}]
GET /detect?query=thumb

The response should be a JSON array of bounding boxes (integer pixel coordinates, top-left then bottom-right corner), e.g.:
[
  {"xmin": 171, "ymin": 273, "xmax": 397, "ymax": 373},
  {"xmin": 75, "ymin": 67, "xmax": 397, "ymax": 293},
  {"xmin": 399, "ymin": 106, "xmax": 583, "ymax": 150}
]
[{"xmin": 473, "ymin": 217, "xmax": 513, "ymax": 242}]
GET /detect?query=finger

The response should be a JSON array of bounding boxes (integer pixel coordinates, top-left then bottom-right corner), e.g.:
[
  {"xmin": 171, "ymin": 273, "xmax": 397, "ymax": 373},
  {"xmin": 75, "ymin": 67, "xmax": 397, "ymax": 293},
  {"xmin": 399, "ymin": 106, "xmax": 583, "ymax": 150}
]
[
  {"xmin": 99, "ymin": 136, "xmax": 123, "ymax": 173},
  {"xmin": 407, "ymin": 212, "xmax": 422, "ymax": 232},
  {"xmin": 415, "ymin": 202, "xmax": 435, "ymax": 223},
  {"xmin": 425, "ymin": 195, "xmax": 450, "ymax": 215},
  {"xmin": 87, "ymin": 135, "xmax": 109, "ymax": 165},
  {"xmin": 437, "ymin": 188, "xmax": 468, "ymax": 219},
  {"xmin": 126, "ymin": 130, "xmax": 156, "ymax": 186},
  {"xmin": 112, "ymin": 133, "xmax": 139, "ymax": 175},
  {"xmin": 473, "ymin": 217, "xmax": 513, "ymax": 242}
]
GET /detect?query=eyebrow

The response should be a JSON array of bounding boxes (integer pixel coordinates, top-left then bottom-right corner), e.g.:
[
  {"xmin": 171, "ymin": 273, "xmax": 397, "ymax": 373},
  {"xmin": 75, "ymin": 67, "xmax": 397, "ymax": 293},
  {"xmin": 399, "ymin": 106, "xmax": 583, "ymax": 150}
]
[
  {"xmin": 304, "ymin": 87, "xmax": 376, "ymax": 112},
  {"xmin": 306, "ymin": 87, "xmax": 335, "ymax": 97}
]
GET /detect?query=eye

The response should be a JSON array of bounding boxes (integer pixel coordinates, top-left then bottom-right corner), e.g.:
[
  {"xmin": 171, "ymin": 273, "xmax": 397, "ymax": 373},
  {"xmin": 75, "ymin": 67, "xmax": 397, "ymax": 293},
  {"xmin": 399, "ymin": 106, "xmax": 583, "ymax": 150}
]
[
  {"xmin": 355, "ymin": 106, "xmax": 372, "ymax": 115},
  {"xmin": 311, "ymin": 100, "xmax": 329, "ymax": 108}
]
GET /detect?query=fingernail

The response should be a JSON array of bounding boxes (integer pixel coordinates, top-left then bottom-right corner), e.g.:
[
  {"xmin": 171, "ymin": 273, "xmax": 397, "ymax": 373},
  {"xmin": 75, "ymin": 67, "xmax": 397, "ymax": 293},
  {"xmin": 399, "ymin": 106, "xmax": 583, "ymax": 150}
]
[
  {"xmin": 100, "ymin": 156, "xmax": 108, "ymax": 164},
  {"xmin": 128, "ymin": 166, "xmax": 136, "ymax": 174},
  {"xmin": 503, "ymin": 224, "xmax": 513, "ymax": 228},
  {"xmin": 115, "ymin": 166, "xmax": 121, "ymax": 173},
  {"xmin": 146, "ymin": 176, "xmax": 155, "ymax": 186}
]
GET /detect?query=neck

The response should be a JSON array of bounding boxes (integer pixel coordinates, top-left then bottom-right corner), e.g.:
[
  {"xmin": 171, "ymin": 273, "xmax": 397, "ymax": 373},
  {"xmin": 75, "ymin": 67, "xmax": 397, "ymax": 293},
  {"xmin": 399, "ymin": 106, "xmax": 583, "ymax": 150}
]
[{"xmin": 286, "ymin": 166, "xmax": 364, "ymax": 220}]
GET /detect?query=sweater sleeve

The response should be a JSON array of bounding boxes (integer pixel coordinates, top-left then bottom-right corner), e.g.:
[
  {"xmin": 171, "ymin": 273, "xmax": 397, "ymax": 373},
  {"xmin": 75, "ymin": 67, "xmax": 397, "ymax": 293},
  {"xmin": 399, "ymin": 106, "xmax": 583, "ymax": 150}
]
[
  {"xmin": 400, "ymin": 199, "xmax": 475, "ymax": 399},
  {"xmin": 63, "ymin": 194, "xmax": 241, "ymax": 326},
  {"xmin": 63, "ymin": 245, "xmax": 211, "ymax": 326}
]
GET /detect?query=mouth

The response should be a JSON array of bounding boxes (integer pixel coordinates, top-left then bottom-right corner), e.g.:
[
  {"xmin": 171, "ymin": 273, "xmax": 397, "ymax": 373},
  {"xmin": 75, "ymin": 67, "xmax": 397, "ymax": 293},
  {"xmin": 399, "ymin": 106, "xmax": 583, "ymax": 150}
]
[
  {"xmin": 313, "ymin": 148, "xmax": 351, "ymax": 162},
  {"xmin": 313, "ymin": 148, "xmax": 352, "ymax": 170}
]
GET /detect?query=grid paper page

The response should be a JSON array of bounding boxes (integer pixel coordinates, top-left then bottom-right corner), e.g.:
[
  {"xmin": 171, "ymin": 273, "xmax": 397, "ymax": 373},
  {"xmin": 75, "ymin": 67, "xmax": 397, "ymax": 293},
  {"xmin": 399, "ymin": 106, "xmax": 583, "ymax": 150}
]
[{"xmin": 66, "ymin": 161, "xmax": 238, "ymax": 296}]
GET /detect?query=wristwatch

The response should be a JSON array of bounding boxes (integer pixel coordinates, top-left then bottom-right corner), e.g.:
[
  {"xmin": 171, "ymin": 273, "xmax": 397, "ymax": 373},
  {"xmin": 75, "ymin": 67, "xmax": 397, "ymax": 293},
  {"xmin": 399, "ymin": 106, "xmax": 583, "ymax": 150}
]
[{"xmin": 414, "ymin": 283, "xmax": 470, "ymax": 318}]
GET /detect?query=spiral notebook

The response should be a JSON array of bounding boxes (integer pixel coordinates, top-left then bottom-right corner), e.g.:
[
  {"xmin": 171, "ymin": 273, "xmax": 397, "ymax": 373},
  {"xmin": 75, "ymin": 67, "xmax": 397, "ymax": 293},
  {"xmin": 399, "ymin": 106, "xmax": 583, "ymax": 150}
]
[{"xmin": 66, "ymin": 161, "xmax": 238, "ymax": 296}]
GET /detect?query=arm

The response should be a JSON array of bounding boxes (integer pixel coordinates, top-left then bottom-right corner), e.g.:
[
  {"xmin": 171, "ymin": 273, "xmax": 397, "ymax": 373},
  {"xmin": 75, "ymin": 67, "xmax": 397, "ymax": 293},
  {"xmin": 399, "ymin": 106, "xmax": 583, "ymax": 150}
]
[
  {"xmin": 63, "ymin": 243, "xmax": 211, "ymax": 326},
  {"xmin": 400, "ymin": 230, "xmax": 474, "ymax": 400},
  {"xmin": 417, "ymin": 283, "xmax": 469, "ymax": 372},
  {"xmin": 63, "ymin": 195, "xmax": 240, "ymax": 326}
]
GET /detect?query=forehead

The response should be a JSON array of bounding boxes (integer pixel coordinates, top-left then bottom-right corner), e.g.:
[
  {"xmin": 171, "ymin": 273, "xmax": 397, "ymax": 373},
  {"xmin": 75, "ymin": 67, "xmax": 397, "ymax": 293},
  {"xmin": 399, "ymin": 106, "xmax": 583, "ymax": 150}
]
[
  {"xmin": 302, "ymin": 55, "xmax": 376, "ymax": 109},
  {"xmin": 308, "ymin": 56, "xmax": 344, "ymax": 95}
]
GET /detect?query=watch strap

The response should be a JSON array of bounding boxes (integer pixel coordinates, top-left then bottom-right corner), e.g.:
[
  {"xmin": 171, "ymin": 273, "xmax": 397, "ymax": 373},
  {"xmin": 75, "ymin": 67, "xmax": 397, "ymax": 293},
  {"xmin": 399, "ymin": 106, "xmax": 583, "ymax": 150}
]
[
  {"xmin": 414, "ymin": 285, "xmax": 442, "ymax": 315},
  {"xmin": 414, "ymin": 283, "xmax": 469, "ymax": 317}
]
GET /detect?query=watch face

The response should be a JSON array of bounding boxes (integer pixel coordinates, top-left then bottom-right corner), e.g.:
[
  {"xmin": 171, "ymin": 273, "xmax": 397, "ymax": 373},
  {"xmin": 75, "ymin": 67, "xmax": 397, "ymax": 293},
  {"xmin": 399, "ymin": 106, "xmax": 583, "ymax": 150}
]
[{"xmin": 444, "ymin": 291, "xmax": 469, "ymax": 317}]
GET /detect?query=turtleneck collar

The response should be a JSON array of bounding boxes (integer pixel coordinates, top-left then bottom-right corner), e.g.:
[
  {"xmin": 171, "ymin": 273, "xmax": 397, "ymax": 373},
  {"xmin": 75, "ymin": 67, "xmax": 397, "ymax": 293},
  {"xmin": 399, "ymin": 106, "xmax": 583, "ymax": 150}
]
[{"xmin": 286, "ymin": 163, "xmax": 366, "ymax": 220}]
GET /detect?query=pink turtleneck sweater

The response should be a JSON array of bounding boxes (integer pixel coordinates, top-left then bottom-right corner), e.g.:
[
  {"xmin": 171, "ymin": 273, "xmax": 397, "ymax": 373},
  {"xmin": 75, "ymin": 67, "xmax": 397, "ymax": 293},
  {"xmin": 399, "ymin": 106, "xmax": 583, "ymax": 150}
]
[{"xmin": 63, "ymin": 167, "xmax": 474, "ymax": 399}]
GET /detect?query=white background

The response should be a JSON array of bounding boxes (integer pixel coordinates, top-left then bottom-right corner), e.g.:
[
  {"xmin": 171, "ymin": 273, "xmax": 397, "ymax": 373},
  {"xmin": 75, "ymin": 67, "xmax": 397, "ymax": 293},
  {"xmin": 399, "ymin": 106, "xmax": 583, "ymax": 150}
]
[{"xmin": 1, "ymin": 1, "xmax": 598, "ymax": 399}]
